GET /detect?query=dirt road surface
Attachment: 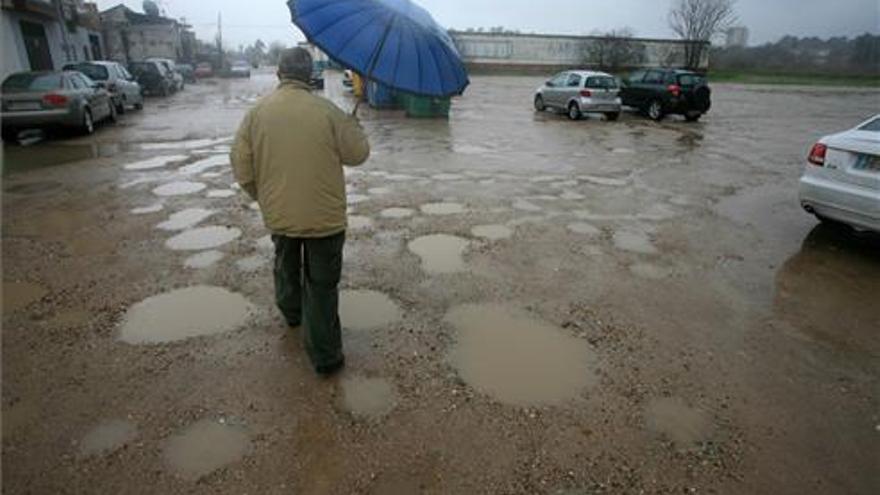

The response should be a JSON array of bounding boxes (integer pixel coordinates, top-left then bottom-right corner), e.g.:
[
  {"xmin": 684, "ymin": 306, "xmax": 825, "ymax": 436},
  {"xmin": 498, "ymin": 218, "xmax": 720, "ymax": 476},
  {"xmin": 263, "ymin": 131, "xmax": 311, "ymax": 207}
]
[{"xmin": 3, "ymin": 71, "xmax": 879, "ymax": 494}]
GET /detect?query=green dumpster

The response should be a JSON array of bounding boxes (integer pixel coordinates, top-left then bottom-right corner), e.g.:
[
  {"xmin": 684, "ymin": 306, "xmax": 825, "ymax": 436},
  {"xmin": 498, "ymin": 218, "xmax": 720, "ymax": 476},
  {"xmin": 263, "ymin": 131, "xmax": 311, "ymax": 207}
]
[{"xmin": 398, "ymin": 93, "xmax": 451, "ymax": 118}]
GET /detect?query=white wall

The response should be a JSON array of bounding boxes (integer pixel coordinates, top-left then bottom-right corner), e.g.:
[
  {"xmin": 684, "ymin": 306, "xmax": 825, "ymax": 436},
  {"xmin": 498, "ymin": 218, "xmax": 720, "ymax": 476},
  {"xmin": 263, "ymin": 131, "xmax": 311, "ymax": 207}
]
[{"xmin": 1, "ymin": 10, "xmax": 70, "ymax": 79}]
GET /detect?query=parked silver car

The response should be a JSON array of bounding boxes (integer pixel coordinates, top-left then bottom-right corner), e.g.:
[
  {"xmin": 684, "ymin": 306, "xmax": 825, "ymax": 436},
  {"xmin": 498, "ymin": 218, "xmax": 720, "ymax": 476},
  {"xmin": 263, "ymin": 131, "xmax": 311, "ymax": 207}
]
[
  {"xmin": 64, "ymin": 61, "xmax": 144, "ymax": 114},
  {"xmin": 534, "ymin": 70, "xmax": 622, "ymax": 121},
  {"xmin": 146, "ymin": 58, "xmax": 185, "ymax": 91},
  {"xmin": 1, "ymin": 70, "xmax": 116, "ymax": 140}
]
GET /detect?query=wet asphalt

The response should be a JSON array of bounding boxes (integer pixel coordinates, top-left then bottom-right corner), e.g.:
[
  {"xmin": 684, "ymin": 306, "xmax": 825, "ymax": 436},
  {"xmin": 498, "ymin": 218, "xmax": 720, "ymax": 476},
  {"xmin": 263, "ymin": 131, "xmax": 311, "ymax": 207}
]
[{"xmin": 2, "ymin": 69, "xmax": 879, "ymax": 494}]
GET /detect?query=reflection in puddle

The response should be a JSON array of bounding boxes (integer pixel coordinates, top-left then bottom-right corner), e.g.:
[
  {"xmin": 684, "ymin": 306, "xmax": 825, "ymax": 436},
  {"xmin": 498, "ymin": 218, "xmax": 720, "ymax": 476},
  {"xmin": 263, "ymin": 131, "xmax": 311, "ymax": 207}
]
[
  {"xmin": 348, "ymin": 215, "xmax": 373, "ymax": 231},
  {"xmin": 2, "ymin": 281, "xmax": 47, "ymax": 312},
  {"xmin": 184, "ymin": 250, "xmax": 225, "ymax": 269},
  {"xmin": 119, "ymin": 286, "xmax": 253, "ymax": 344},
  {"xmin": 471, "ymin": 224, "xmax": 513, "ymax": 241},
  {"xmin": 380, "ymin": 207, "xmax": 415, "ymax": 219},
  {"xmin": 339, "ymin": 290, "xmax": 401, "ymax": 331},
  {"xmin": 446, "ymin": 304, "xmax": 597, "ymax": 405},
  {"xmin": 179, "ymin": 155, "xmax": 229, "ymax": 175},
  {"xmin": 131, "ymin": 203, "xmax": 164, "ymax": 215},
  {"xmin": 408, "ymin": 234, "xmax": 469, "ymax": 274},
  {"xmin": 340, "ymin": 376, "xmax": 398, "ymax": 418},
  {"xmin": 165, "ymin": 226, "xmax": 242, "ymax": 251},
  {"xmin": 123, "ymin": 155, "xmax": 187, "ymax": 171},
  {"xmin": 152, "ymin": 181, "xmax": 207, "ymax": 197},
  {"xmin": 613, "ymin": 230, "xmax": 657, "ymax": 254},
  {"xmin": 156, "ymin": 208, "xmax": 215, "ymax": 231},
  {"xmin": 421, "ymin": 202, "xmax": 465, "ymax": 215},
  {"xmin": 580, "ymin": 175, "xmax": 628, "ymax": 187},
  {"xmin": 645, "ymin": 397, "xmax": 711, "ymax": 446},
  {"xmin": 141, "ymin": 137, "xmax": 231, "ymax": 151},
  {"xmin": 567, "ymin": 222, "xmax": 600, "ymax": 235},
  {"xmin": 163, "ymin": 419, "xmax": 251, "ymax": 480},
  {"xmin": 236, "ymin": 255, "xmax": 267, "ymax": 272},
  {"xmin": 80, "ymin": 420, "xmax": 137, "ymax": 457}
]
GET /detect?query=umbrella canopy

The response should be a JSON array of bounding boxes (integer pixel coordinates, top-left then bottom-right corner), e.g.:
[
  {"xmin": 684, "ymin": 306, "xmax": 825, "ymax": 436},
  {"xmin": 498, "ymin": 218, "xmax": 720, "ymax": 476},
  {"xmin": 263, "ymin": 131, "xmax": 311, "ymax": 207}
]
[{"xmin": 287, "ymin": 0, "xmax": 469, "ymax": 97}]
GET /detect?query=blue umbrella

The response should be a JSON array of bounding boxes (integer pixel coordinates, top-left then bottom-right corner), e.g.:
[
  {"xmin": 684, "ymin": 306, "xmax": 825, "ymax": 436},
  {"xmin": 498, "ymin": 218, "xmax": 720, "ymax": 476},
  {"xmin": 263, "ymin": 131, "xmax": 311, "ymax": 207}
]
[{"xmin": 287, "ymin": 0, "xmax": 469, "ymax": 98}]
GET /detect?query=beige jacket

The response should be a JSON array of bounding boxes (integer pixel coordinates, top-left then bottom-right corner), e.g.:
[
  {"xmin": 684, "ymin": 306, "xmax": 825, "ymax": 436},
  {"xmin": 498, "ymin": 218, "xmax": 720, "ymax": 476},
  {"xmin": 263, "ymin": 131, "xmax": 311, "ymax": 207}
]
[{"xmin": 231, "ymin": 80, "xmax": 370, "ymax": 238}]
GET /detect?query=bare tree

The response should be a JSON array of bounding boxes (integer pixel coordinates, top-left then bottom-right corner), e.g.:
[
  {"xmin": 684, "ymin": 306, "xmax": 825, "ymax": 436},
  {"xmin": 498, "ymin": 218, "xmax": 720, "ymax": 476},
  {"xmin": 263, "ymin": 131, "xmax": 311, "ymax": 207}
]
[
  {"xmin": 669, "ymin": 0, "xmax": 737, "ymax": 70},
  {"xmin": 586, "ymin": 28, "xmax": 646, "ymax": 72}
]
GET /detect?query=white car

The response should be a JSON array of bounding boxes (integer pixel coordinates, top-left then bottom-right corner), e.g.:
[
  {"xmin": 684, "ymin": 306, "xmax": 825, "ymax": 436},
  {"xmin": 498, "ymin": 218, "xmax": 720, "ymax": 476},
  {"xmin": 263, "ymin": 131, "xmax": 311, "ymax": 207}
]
[
  {"xmin": 534, "ymin": 70, "xmax": 622, "ymax": 121},
  {"xmin": 799, "ymin": 114, "xmax": 880, "ymax": 232}
]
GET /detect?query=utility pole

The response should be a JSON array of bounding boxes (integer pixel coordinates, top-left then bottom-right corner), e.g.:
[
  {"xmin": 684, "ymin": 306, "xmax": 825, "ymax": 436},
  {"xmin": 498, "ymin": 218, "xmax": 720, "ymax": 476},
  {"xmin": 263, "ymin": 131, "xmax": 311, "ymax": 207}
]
[{"xmin": 216, "ymin": 11, "xmax": 224, "ymax": 70}]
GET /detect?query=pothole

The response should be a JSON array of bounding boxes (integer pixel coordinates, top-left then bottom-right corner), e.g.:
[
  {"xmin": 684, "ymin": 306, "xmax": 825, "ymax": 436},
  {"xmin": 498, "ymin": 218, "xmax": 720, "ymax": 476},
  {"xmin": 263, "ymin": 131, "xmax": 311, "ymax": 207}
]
[
  {"xmin": 80, "ymin": 420, "xmax": 137, "ymax": 457},
  {"xmin": 156, "ymin": 208, "xmax": 215, "ymax": 231},
  {"xmin": 420, "ymin": 202, "xmax": 465, "ymax": 215},
  {"xmin": 162, "ymin": 419, "xmax": 251, "ymax": 480},
  {"xmin": 408, "ymin": 234, "xmax": 469, "ymax": 274},
  {"xmin": 339, "ymin": 290, "xmax": 402, "ymax": 331},
  {"xmin": 179, "ymin": 155, "xmax": 228, "ymax": 175},
  {"xmin": 206, "ymin": 189, "xmax": 236, "ymax": 198},
  {"xmin": 184, "ymin": 250, "xmax": 225, "ymax": 269},
  {"xmin": 645, "ymin": 397, "xmax": 712, "ymax": 446},
  {"xmin": 152, "ymin": 181, "xmax": 207, "ymax": 197},
  {"xmin": 613, "ymin": 230, "xmax": 657, "ymax": 254},
  {"xmin": 131, "ymin": 203, "xmax": 164, "ymax": 215},
  {"xmin": 339, "ymin": 376, "xmax": 398, "ymax": 418},
  {"xmin": 165, "ymin": 226, "xmax": 242, "ymax": 251},
  {"xmin": 567, "ymin": 222, "xmax": 600, "ymax": 235},
  {"xmin": 123, "ymin": 155, "xmax": 187, "ymax": 171},
  {"xmin": 471, "ymin": 224, "xmax": 513, "ymax": 240}
]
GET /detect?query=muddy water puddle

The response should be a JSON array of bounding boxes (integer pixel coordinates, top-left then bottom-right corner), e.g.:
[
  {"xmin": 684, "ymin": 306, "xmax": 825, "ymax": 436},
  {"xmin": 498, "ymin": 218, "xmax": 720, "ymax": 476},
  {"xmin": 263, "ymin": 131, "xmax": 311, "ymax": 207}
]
[
  {"xmin": 613, "ymin": 230, "xmax": 658, "ymax": 254},
  {"xmin": 131, "ymin": 203, "xmax": 164, "ymax": 215},
  {"xmin": 340, "ymin": 290, "xmax": 402, "ymax": 331},
  {"xmin": 179, "ymin": 155, "xmax": 229, "ymax": 175},
  {"xmin": 162, "ymin": 419, "xmax": 250, "ymax": 480},
  {"xmin": 123, "ymin": 155, "xmax": 187, "ymax": 171},
  {"xmin": 165, "ymin": 226, "xmax": 242, "ymax": 251},
  {"xmin": 380, "ymin": 208, "xmax": 415, "ymax": 219},
  {"xmin": 184, "ymin": 250, "xmax": 225, "ymax": 269},
  {"xmin": 408, "ymin": 235, "xmax": 469, "ymax": 274},
  {"xmin": 645, "ymin": 397, "xmax": 712, "ymax": 446},
  {"xmin": 79, "ymin": 420, "xmax": 137, "ymax": 457},
  {"xmin": 156, "ymin": 208, "xmax": 215, "ymax": 231},
  {"xmin": 421, "ymin": 202, "xmax": 465, "ymax": 215},
  {"xmin": 472, "ymin": 224, "xmax": 513, "ymax": 241},
  {"xmin": 446, "ymin": 304, "xmax": 597, "ymax": 405},
  {"xmin": 119, "ymin": 286, "xmax": 253, "ymax": 344},
  {"xmin": 3, "ymin": 281, "xmax": 47, "ymax": 313},
  {"xmin": 339, "ymin": 377, "xmax": 398, "ymax": 418},
  {"xmin": 152, "ymin": 181, "xmax": 207, "ymax": 197}
]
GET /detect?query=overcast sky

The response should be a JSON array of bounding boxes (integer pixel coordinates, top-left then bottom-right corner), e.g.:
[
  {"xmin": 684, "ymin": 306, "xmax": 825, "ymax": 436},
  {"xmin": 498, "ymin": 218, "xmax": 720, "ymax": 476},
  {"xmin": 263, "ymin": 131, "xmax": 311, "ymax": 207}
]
[{"xmin": 96, "ymin": 0, "xmax": 880, "ymax": 49}]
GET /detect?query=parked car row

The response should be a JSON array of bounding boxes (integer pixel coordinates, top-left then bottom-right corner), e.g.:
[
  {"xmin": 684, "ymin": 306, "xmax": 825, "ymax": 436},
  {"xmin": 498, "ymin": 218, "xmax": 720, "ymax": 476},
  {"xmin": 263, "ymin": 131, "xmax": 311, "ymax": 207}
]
[{"xmin": 534, "ymin": 68, "xmax": 712, "ymax": 122}]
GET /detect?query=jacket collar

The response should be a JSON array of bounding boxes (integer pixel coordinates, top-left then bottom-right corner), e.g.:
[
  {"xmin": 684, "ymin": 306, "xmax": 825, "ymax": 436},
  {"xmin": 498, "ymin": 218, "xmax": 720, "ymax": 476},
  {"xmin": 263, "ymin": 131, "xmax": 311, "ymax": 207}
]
[{"xmin": 278, "ymin": 79, "xmax": 312, "ymax": 91}]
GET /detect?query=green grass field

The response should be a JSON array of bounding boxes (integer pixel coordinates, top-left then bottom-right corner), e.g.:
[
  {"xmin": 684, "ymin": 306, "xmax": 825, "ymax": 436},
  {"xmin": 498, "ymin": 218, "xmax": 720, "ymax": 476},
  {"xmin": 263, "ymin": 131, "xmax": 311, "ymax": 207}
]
[{"xmin": 708, "ymin": 70, "xmax": 880, "ymax": 88}]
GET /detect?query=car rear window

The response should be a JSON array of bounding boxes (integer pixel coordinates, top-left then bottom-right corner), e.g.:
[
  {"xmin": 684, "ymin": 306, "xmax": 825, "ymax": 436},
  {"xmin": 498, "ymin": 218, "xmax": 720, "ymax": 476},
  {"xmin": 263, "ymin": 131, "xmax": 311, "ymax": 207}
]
[
  {"xmin": 64, "ymin": 63, "xmax": 109, "ymax": 80},
  {"xmin": 586, "ymin": 76, "xmax": 619, "ymax": 89},
  {"xmin": 677, "ymin": 74, "xmax": 705, "ymax": 86},
  {"xmin": 130, "ymin": 63, "xmax": 159, "ymax": 75},
  {"xmin": 2, "ymin": 73, "xmax": 63, "ymax": 92},
  {"xmin": 858, "ymin": 118, "xmax": 880, "ymax": 132}
]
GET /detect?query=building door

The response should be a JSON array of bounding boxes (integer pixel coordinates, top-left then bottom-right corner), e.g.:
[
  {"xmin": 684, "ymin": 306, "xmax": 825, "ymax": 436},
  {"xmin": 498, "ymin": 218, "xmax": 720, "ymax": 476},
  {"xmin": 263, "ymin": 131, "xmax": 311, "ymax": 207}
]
[
  {"xmin": 20, "ymin": 21, "xmax": 54, "ymax": 71},
  {"xmin": 89, "ymin": 34, "xmax": 103, "ymax": 60}
]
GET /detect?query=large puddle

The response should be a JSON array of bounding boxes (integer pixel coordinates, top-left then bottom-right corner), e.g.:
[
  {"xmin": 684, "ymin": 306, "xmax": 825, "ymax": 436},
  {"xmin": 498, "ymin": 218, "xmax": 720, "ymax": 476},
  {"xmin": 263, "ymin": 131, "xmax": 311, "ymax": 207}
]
[
  {"xmin": 152, "ymin": 181, "xmax": 207, "ymax": 197},
  {"xmin": 156, "ymin": 208, "xmax": 215, "ymax": 231},
  {"xmin": 471, "ymin": 224, "xmax": 513, "ymax": 241},
  {"xmin": 339, "ymin": 290, "xmax": 402, "ymax": 331},
  {"xmin": 118, "ymin": 286, "xmax": 253, "ymax": 344},
  {"xmin": 165, "ymin": 226, "xmax": 242, "ymax": 251},
  {"xmin": 123, "ymin": 155, "xmax": 187, "ymax": 171},
  {"xmin": 2, "ymin": 281, "xmax": 47, "ymax": 313},
  {"xmin": 380, "ymin": 207, "xmax": 415, "ymax": 219},
  {"xmin": 645, "ymin": 397, "xmax": 712, "ymax": 446},
  {"xmin": 421, "ymin": 202, "xmax": 465, "ymax": 215},
  {"xmin": 184, "ymin": 250, "xmax": 225, "ymax": 269},
  {"xmin": 80, "ymin": 419, "xmax": 137, "ymax": 457},
  {"xmin": 141, "ymin": 137, "xmax": 231, "ymax": 151},
  {"xmin": 613, "ymin": 229, "xmax": 658, "ymax": 254},
  {"xmin": 179, "ymin": 155, "xmax": 229, "ymax": 175},
  {"xmin": 162, "ymin": 419, "xmax": 251, "ymax": 480},
  {"xmin": 339, "ymin": 376, "xmax": 398, "ymax": 418},
  {"xmin": 408, "ymin": 235, "xmax": 469, "ymax": 274},
  {"xmin": 445, "ymin": 304, "xmax": 597, "ymax": 405}
]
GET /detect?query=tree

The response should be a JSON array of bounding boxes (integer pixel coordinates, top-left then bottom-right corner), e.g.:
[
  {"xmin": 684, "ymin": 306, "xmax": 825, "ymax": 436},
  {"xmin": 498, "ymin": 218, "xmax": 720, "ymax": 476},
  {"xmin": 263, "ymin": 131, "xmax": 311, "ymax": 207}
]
[
  {"xmin": 267, "ymin": 41, "xmax": 287, "ymax": 66},
  {"xmin": 586, "ymin": 28, "xmax": 646, "ymax": 72},
  {"xmin": 669, "ymin": 0, "xmax": 737, "ymax": 70}
]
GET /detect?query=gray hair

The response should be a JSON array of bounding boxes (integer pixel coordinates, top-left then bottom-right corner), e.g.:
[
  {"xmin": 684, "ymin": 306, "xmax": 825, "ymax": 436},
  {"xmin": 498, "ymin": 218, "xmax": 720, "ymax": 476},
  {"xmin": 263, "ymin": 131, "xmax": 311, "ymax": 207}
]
[{"xmin": 278, "ymin": 48, "xmax": 313, "ymax": 82}]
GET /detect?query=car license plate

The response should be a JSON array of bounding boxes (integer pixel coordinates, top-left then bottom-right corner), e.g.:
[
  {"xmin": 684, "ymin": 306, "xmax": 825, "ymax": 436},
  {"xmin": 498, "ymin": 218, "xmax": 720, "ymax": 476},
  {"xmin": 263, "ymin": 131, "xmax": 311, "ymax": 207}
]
[
  {"xmin": 9, "ymin": 102, "xmax": 41, "ymax": 111},
  {"xmin": 853, "ymin": 154, "xmax": 880, "ymax": 171}
]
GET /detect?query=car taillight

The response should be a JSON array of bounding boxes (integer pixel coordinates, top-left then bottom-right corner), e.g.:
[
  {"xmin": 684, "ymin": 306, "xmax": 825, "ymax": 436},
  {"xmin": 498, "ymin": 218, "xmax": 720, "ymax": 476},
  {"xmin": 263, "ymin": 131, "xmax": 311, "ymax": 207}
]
[
  {"xmin": 42, "ymin": 93, "xmax": 69, "ymax": 107},
  {"xmin": 808, "ymin": 143, "xmax": 827, "ymax": 166},
  {"xmin": 667, "ymin": 84, "xmax": 681, "ymax": 97},
  {"xmin": 580, "ymin": 89, "xmax": 592, "ymax": 97}
]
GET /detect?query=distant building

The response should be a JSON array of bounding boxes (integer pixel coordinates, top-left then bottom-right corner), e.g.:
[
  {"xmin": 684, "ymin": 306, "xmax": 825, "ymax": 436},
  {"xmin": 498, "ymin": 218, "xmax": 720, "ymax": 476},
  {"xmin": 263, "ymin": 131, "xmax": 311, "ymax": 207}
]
[
  {"xmin": 100, "ymin": 3, "xmax": 195, "ymax": 63},
  {"xmin": 725, "ymin": 27, "xmax": 749, "ymax": 48},
  {"xmin": 1, "ymin": 0, "xmax": 105, "ymax": 79}
]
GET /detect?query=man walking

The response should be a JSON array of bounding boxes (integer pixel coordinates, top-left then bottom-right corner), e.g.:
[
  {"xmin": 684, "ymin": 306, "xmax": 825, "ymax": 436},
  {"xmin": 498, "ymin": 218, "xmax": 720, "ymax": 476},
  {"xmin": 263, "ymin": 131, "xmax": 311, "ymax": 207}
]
[{"xmin": 231, "ymin": 48, "xmax": 370, "ymax": 375}]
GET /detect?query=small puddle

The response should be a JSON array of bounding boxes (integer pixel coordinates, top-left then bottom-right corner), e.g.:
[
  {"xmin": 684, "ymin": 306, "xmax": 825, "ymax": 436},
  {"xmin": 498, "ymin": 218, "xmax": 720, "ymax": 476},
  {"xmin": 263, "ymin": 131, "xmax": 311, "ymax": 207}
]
[
  {"xmin": 123, "ymin": 155, "xmax": 187, "ymax": 171},
  {"xmin": 432, "ymin": 173, "xmax": 465, "ymax": 181},
  {"xmin": 206, "ymin": 189, "xmax": 236, "ymax": 198},
  {"xmin": 613, "ymin": 230, "xmax": 657, "ymax": 254},
  {"xmin": 255, "ymin": 235, "xmax": 274, "ymax": 251},
  {"xmin": 580, "ymin": 175, "xmax": 628, "ymax": 187},
  {"xmin": 339, "ymin": 290, "xmax": 402, "ymax": 331},
  {"xmin": 165, "ymin": 226, "xmax": 242, "ymax": 251},
  {"xmin": 141, "ymin": 137, "xmax": 231, "ymax": 151},
  {"xmin": 559, "ymin": 191, "xmax": 586, "ymax": 201},
  {"xmin": 131, "ymin": 203, "xmax": 164, "ymax": 215},
  {"xmin": 567, "ymin": 222, "xmax": 601, "ymax": 236},
  {"xmin": 348, "ymin": 215, "xmax": 373, "ymax": 231},
  {"xmin": 380, "ymin": 208, "xmax": 415, "ymax": 219},
  {"xmin": 119, "ymin": 286, "xmax": 253, "ymax": 344},
  {"xmin": 184, "ymin": 250, "xmax": 225, "ymax": 269},
  {"xmin": 152, "ymin": 181, "xmax": 207, "ymax": 197},
  {"xmin": 408, "ymin": 234, "xmax": 469, "ymax": 274},
  {"xmin": 236, "ymin": 256, "xmax": 267, "ymax": 273},
  {"xmin": 80, "ymin": 420, "xmax": 137, "ymax": 457},
  {"xmin": 512, "ymin": 200, "xmax": 542, "ymax": 212},
  {"xmin": 471, "ymin": 224, "xmax": 513, "ymax": 241},
  {"xmin": 368, "ymin": 187, "xmax": 392, "ymax": 195},
  {"xmin": 340, "ymin": 377, "xmax": 398, "ymax": 418},
  {"xmin": 2, "ymin": 281, "xmax": 47, "ymax": 313},
  {"xmin": 348, "ymin": 194, "xmax": 369, "ymax": 204},
  {"xmin": 179, "ymin": 155, "xmax": 229, "ymax": 175},
  {"xmin": 421, "ymin": 202, "xmax": 465, "ymax": 215},
  {"xmin": 645, "ymin": 397, "xmax": 712, "ymax": 446},
  {"xmin": 446, "ymin": 304, "xmax": 597, "ymax": 405},
  {"xmin": 551, "ymin": 180, "xmax": 579, "ymax": 188},
  {"xmin": 156, "ymin": 208, "xmax": 215, "ymax": 231},
  {"xmin": 162, "ymin": 419, "xmax": 251, "ymax": 480}
]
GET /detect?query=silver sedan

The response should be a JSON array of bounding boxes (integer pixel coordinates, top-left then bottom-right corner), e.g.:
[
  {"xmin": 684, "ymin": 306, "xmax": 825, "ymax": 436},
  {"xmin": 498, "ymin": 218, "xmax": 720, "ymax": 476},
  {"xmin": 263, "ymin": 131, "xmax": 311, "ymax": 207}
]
[{"xmin": 535, "ymin": 70, "xmax": 622, "ymax": 121}]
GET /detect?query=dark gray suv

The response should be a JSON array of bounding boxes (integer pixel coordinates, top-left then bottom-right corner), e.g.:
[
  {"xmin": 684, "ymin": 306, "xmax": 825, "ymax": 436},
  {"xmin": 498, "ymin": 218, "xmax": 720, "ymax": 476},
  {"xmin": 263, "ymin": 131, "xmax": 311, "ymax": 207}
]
[{"xmin": 621, "ymin": 69, "xmax": 711, "ymax": 122}]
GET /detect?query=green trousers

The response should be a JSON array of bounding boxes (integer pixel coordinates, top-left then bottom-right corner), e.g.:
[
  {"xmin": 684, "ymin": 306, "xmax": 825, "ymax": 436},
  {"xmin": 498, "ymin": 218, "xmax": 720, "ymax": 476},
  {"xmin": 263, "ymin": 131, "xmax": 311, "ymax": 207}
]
[{"xmin": 272, "ymin": 232, "xmax": 346, "ymax": 370}]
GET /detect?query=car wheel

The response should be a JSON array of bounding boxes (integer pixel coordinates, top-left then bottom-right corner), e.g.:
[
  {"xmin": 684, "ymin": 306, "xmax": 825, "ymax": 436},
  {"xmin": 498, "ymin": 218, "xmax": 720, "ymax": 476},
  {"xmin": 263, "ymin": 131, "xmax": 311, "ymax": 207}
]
[
  {"xmin": 1, "ymin": 128, "xmax": 19, "ymax": 143},
  {"xmin": 568, "ymin": 102, "xmax": 582, "ymax": 121},
  {"xmin": 134, "ymin": 100, "xmax": 144, "ymax": 111},
  {"xmin": 647, "ymin": 100, "xmax": 665, "ymax": 121},
  {"xmin": 534, "ymin": 95, "xmax": 546, "ymax": 112},
  {"xmin": 81, "ymin": 109, "xmax": 95, "ymax": 135},
  {"xmin": 107, "ymin": 102, "xmax": 118, "ymax": 123},
  {"xmin": 160, "ymin": 85, "xmax": 169, "ymax": 97},
  {"xmin": 116, "ymin": 97, "xmax": 126, "ymax": 115},
  {"xmin": 685, "ymin": 112, "xmax": 702, "ymax": 122},
  {"xmin": 605, "ymin": 112, "xmax": 620, "ymax": 121}
]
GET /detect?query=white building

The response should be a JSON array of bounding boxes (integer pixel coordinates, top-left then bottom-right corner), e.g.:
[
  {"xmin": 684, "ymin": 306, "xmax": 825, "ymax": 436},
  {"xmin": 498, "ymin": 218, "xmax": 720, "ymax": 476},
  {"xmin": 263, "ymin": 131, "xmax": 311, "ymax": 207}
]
[{"xmin": 100, "ymin": 4, "xmax": 192, "ymax": 63}]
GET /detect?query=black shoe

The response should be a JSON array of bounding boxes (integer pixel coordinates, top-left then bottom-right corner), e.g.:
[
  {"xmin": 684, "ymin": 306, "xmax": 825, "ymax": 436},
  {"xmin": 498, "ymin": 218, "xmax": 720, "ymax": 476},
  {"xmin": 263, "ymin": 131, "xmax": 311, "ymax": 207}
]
[
  {"xmin": 315, "ymin": 357, "xmax": 345, "ymax": 377},
  {"xmin": 287, "ymin": 320, "xmax": 301, "ymax": 328}
]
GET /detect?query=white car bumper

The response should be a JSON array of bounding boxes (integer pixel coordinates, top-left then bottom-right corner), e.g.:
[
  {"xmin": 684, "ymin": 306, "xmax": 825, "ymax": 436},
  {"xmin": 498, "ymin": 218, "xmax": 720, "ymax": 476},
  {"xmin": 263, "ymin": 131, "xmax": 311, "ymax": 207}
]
[{"xmin": 799, "ymin": 171, "xmax": 880, "ymax": 232}]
